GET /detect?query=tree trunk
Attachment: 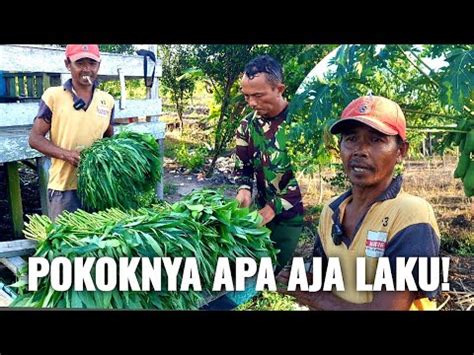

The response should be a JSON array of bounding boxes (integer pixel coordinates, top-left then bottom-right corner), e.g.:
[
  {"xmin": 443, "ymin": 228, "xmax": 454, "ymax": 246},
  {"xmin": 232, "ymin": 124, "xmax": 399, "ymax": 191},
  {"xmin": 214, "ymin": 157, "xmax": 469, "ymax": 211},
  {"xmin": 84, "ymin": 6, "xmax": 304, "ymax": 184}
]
[
  {"xmin": 318, "ymin": 167, "xmax": 324, "ymax": 205},
  {"xmin": 206, "ymin": 151, "xmax": 219, "ymax": 178},
  {"xmin": 205, "ymin": 83, "xmax": 233, "ymax": 178},
  {"xmin": 176, "ymin": 100, "xmax": 184, "ymax": 135},
  {"xmin": 177, "ymin": 111, "xmax": 184, "ymax": 134}
]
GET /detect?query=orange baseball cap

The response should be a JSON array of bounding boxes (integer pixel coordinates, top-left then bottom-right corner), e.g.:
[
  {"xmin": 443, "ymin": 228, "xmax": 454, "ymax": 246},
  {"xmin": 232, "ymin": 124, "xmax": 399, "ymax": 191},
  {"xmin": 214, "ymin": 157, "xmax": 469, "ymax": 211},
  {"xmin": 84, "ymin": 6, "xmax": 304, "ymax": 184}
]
[
  {"xmin": 330, "ymin": 95, "xmax": 407, "ymax": 141},
  {"xmin": 65, "ymin": 44, "xmax": 101, "ymax": 62}
]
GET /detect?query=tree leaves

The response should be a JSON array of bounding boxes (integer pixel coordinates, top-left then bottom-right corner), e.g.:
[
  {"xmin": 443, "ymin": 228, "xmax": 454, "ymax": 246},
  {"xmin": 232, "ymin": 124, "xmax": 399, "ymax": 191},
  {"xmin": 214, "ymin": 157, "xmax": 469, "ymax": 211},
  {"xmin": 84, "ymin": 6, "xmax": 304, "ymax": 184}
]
[
  {"xmin": 439, "ymin": 49, "xmax": 474, "ymax": 111},
  {"xmin": 287, "ymin": 44, "xmax": 474, "ymax": 175}
]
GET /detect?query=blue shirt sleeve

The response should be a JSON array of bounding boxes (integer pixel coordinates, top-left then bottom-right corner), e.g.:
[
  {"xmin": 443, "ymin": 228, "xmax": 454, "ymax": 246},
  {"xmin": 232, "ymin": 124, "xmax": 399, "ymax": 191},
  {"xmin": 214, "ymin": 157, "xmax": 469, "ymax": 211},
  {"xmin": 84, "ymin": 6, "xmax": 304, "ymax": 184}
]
[
  {"xmin": 110, "ymin": 105, "xmax": 115, "ymax": 125},
  {"xmin": 384, "ymin": 223, "xmax": 440, "ymax": 299},
  {"xmin": 35, "ymin": 99, "xmax": 52, "ymax": 123}
]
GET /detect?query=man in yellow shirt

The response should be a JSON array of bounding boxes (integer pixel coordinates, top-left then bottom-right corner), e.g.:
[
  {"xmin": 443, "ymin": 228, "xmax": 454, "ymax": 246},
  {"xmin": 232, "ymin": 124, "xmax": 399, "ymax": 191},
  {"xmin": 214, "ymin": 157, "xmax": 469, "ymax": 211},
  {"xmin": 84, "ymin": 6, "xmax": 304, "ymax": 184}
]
[
  {"xmin": 278, "ymin": 95, "xmax": 441, "ymax": 310},
  {"xmin": 29, "ymin": 44, "xmax": 115, "ymax": 220}
]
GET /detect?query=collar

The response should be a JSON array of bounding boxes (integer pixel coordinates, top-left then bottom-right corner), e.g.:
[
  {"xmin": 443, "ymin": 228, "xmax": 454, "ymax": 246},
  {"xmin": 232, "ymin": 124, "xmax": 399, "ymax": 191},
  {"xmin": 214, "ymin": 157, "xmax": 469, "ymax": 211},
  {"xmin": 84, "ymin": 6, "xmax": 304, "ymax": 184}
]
[
  {"xmin": 328, "ymin": 175, "xmax": 403, "ymax": 247},
  {"xmin": 63, "ymin": 78, "xmax": 98, "ymax": 109},
  {"xmin": 255, "ymin": 104, "xmax": 289, "ymax": 122},
  {"xmin": 329, "ymin": 175, "xmax": 403, "ymax": 213},
  {"xmin": 63, "ymin": 78, "xmax": 98, "ymax": 94}
]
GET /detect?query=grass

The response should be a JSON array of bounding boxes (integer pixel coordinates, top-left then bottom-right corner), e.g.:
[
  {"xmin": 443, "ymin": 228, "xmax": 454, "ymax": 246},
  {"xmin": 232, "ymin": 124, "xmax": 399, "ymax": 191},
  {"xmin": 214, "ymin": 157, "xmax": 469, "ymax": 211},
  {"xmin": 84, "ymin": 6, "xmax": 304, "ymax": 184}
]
[
  {"xmin": 441, "ymin": 233, "xmax": 474, "ymax": 256},
  {"xmin": 164, "ymin": 130, "xmax": 210, "ymax": 159},
  {"xmin": 163, "ymin": 182, "xmax": 178, "ymax": 196},
  {"xmin": 237, "ymin": 290, "xmax": 303, "ymax": 311}
]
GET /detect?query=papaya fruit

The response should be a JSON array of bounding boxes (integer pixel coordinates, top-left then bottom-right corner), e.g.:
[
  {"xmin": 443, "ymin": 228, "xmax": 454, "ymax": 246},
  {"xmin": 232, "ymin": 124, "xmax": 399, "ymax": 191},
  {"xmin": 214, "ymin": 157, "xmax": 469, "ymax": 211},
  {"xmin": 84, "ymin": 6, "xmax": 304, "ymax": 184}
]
[
  {"xmin": 464, "ymin": 130, "xmax": 474, "ymax": 153},
  {"xmin": 453, "ymin": 118, "xmax": 468, "ymax": 146},
  {"xmin": 454, "ymin": 152, "xmax": 471, "ymax": 179},
  {"xmin": 462, "ymin": 160, "xmax": 474, "ymax": 197}
]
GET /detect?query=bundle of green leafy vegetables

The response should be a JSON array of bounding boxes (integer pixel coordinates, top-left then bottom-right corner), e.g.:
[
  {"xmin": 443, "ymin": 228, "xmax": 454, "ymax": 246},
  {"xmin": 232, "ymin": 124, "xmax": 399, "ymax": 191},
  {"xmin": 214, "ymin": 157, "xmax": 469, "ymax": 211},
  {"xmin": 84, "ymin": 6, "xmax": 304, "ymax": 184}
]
[
  {"xmin": 77, "ymin": 130, "xmax": 162, "ymax": 211},
  {"xmin": 10, "ymin": 190, "xmax": 277, "ymax": 309}
]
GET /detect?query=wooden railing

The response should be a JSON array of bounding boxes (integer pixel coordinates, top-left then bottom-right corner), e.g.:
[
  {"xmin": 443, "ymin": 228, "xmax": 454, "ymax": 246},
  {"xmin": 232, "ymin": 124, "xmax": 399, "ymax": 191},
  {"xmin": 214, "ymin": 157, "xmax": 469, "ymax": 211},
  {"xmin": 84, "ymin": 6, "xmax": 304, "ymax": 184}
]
[
  {"xmin": 0, "ymin": 45, "xmax": 165, "ymax": 240},
  {"xmin": 1, "ymin": 72, "xmax": 61, "ymax": 100}
]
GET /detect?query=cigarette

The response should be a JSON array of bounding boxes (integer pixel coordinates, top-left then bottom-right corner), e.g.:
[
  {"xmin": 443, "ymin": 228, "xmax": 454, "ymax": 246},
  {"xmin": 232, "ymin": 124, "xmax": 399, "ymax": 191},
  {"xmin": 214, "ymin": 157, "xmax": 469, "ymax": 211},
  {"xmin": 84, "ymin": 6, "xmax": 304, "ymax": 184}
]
[{"xmin": 83, "ymin": 76, "xmax": 92, "ymax": 85}]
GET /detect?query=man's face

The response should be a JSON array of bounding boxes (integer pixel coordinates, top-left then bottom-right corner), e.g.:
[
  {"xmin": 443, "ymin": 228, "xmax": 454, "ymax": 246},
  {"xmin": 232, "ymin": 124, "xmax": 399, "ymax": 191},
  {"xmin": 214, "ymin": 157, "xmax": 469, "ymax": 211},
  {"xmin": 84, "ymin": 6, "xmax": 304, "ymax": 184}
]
[
  {"xmin": 340, "ymin": 123, "xmax": 407, "ymax": 189},
  {"xmin": 240, "ymin": 74, "xmax": 285, "ymax": 118},
  {"xmin": 65, "ymin": 57, "xmax": 100, "ymax": 87}
]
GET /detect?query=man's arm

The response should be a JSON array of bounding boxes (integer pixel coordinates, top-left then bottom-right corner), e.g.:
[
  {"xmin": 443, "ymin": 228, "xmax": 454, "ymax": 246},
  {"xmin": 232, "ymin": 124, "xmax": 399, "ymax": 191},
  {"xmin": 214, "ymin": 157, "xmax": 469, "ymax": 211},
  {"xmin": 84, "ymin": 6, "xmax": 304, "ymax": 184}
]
[
  {"xmin": 287, "ymin": 288, "xmax": 415, "ymax": 311},
  {"xmin": 103, "ymin": 123, "xmax": 114, "ymax": 138},
  {"xmin": 29, "ymin": 118, "xmax": 80, "ymax": 167},
  {"xmin": 277, "ymin": 271, "xmax": 416, "ymax": 310},
  {"xmin": 235, "ymin": 119, "xmax": 254, "ymax": 208},
  {"xmin": 263, "ymin": 172, "xmax": 301, "ymax": 224}
]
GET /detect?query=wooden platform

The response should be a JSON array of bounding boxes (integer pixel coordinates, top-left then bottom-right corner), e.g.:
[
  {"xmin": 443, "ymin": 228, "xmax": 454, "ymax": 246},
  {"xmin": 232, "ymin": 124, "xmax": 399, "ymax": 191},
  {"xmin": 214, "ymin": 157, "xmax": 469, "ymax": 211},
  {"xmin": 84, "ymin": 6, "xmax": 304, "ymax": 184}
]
[{"xmin": 1, "ymin": 44, "xmax": 166, "ymax": 239}]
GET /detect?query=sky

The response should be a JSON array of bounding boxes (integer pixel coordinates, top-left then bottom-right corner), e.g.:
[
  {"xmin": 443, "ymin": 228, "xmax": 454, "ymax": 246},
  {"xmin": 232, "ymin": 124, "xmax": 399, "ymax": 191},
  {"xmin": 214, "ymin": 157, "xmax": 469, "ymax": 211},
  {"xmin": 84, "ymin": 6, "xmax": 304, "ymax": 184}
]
[{"xmin": 296, "ymin": 44, "xmax": 449, "ymax": 94}]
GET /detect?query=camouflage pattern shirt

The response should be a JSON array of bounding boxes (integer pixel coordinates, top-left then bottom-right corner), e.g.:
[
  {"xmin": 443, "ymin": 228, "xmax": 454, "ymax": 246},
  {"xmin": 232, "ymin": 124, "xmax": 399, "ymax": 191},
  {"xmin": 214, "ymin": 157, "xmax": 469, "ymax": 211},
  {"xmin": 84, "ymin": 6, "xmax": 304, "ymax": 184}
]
[{"xmin": 235, "ymin": 106, "xmax": 304, "ymax": 221}]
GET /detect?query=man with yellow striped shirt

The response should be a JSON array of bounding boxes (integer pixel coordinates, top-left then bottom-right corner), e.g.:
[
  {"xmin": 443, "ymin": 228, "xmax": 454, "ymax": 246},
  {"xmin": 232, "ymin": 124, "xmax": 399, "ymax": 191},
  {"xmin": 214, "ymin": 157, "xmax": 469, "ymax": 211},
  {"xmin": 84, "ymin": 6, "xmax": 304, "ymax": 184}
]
[
  {"xmin": 278, "ymin": 95, "xmax": 440, "ymax": 310},
  {"xmin": 29, "ymin": 45, "xmax": 115, "ymax": 220}
]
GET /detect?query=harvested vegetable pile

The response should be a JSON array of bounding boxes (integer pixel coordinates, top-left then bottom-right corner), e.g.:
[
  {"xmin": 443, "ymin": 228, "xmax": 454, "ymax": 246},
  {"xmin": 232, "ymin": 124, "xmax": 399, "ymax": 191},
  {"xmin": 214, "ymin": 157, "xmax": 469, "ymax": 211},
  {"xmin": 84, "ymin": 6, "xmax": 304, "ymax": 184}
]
[
  {"xmin": 77, "ymin": 130, "xmax": 162, "ymax": 211},
  {"xmin": 11, "ymin": 190, "xmax": 277, "ymax": 309}
]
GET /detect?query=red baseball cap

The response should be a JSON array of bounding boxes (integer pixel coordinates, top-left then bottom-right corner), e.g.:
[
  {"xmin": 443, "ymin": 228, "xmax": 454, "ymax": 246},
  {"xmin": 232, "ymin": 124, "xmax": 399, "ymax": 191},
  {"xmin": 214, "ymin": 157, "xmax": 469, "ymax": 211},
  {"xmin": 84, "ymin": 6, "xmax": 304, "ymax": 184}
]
[
  {"xmin": 330, "ymin": 95, "xmax": 407, "ymax": 141},
  {"xmin": 65, "ymin": 44, "xmax": 101, "ymax": 62}
]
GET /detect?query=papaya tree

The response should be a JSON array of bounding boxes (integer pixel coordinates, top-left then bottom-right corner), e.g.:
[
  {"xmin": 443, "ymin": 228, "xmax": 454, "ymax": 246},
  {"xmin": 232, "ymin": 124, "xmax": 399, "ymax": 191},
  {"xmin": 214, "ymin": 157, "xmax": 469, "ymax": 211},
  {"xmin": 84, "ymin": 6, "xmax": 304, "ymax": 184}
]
[{"xmin": 287, "ymin": 44, "xmax": 473, "ymax": 196}]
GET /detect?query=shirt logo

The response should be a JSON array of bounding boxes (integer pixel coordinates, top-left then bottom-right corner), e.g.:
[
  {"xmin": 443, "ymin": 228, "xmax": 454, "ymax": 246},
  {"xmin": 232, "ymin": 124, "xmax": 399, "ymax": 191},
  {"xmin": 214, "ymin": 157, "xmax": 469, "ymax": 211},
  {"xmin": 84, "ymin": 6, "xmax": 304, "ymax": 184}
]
[
  {"xmin": 365, "ymin": 230, "xmax": 388, "ymax": 257},
  {"xmin": 359, "ymin": 104, "xmax": 370, "ymax": 114},
  {"xmin": 96, "ymin": 104, "xmax": 110, "ymax": 118}
]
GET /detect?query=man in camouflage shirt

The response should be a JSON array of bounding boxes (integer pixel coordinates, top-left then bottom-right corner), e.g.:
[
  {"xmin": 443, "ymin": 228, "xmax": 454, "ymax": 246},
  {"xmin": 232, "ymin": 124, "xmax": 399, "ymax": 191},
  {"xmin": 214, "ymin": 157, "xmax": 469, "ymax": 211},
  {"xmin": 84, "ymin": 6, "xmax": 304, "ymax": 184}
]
[{"xmin": 235, "ymin": 55, "xmax": 304, "ymax": 273}]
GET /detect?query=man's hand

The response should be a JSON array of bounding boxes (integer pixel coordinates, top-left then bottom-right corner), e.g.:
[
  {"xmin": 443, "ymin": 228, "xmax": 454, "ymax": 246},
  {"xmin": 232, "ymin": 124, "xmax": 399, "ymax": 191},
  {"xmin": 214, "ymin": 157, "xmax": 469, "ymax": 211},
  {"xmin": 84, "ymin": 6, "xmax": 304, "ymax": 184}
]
[
  {"xmin": 258, "ymin": 204, "xmax": 276, "ymax": 225},
  {"xmin": 276, "ymin": 269, "xmax": 291, "ymax": 291},
  {"xmin": 29, "ymin": 118, "xmax": 81, "ymax": 167},
  {"xmin": 276, "ymin": 269, "xmax": 321, "ymax": 310},
  {"xmin": 62, "ymin": 150, "xmax": 81, "ymax": 167},
  {"xmin": 236, "ymin": 189, "xmax": 252, "ymax": 208}
]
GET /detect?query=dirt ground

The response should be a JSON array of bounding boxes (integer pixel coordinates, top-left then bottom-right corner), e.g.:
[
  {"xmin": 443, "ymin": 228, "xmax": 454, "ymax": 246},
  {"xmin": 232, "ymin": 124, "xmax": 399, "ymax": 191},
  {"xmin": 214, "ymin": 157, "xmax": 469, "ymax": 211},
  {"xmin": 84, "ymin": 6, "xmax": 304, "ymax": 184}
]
[
  {"xmin": 162, "ymin": 160, "xmax": 236, "ymax": 203},
  {"xmin": 0, "ymin": 163, "xmax": 41, "ymax": 239}
]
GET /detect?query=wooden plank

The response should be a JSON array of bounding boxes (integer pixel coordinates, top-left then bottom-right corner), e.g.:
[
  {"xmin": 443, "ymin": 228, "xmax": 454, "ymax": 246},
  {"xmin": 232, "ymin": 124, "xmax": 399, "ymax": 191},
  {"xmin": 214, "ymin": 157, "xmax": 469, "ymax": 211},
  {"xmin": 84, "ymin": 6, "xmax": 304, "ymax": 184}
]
[
  {"xmin": 0, "ymin": 99, "xmax": 162, "ymax": 127},
  {"xmin": 0, "ymin": 121, "xmax": 165, "ymax": 163},
  {"xmin": 157, "ymin": 139, "xmax": 164, "ymax": 200},
  {"xmin": 0, "ymin": 128, "xmax": 43, "ymax": 163},
  {"xmin": 5, "ymin": 162, "xmax": 24, "ymax": 239},
  {"xmin": 116, "ymin": 121, "xmax": 166, "ymax": 140},
  {"xmin": 18, "ymin": 75, "xmax": 25, "ymax": 96},
  {"xmin": 42, "ymin": 73, "xmax": 51, "ymax": 91},
  {"xmin": 7, "ymin": 76, "xmax": 16, "ymax": 97},
  {"xmin": 50, "ymin": 74, "xmax": 61, "ymax": 87},
  {"xmin": 35, "ymin": 75, "xmax": 43, "ymax": 97},
  {"xmin": 0, "ymin": 45, "xmax": 162, "ymax": 78},
  {"xmin": 0, "ymin": 239, "xmax": 38, "ymax": 258},
  {"xmin": 0, "ymin": 287, "xmax": 14, "ymax": 307},
  {"xmin": 26, "ymin": 74, "xmax": 34, "ymax": 97},
  {"xmin": 36, "ymin": 156, "xmax": 49, "ymax": 215},
  {"xmin": 60, "ymin": 74, "xmax": 70, "ymax": 85},
  {"xmin": 118, "ymin": 67, "xmax": 127, "ymax": 109},
  {"xmin": 0, "ymin": 256, "xmax": 26, "ymax": 275}
]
